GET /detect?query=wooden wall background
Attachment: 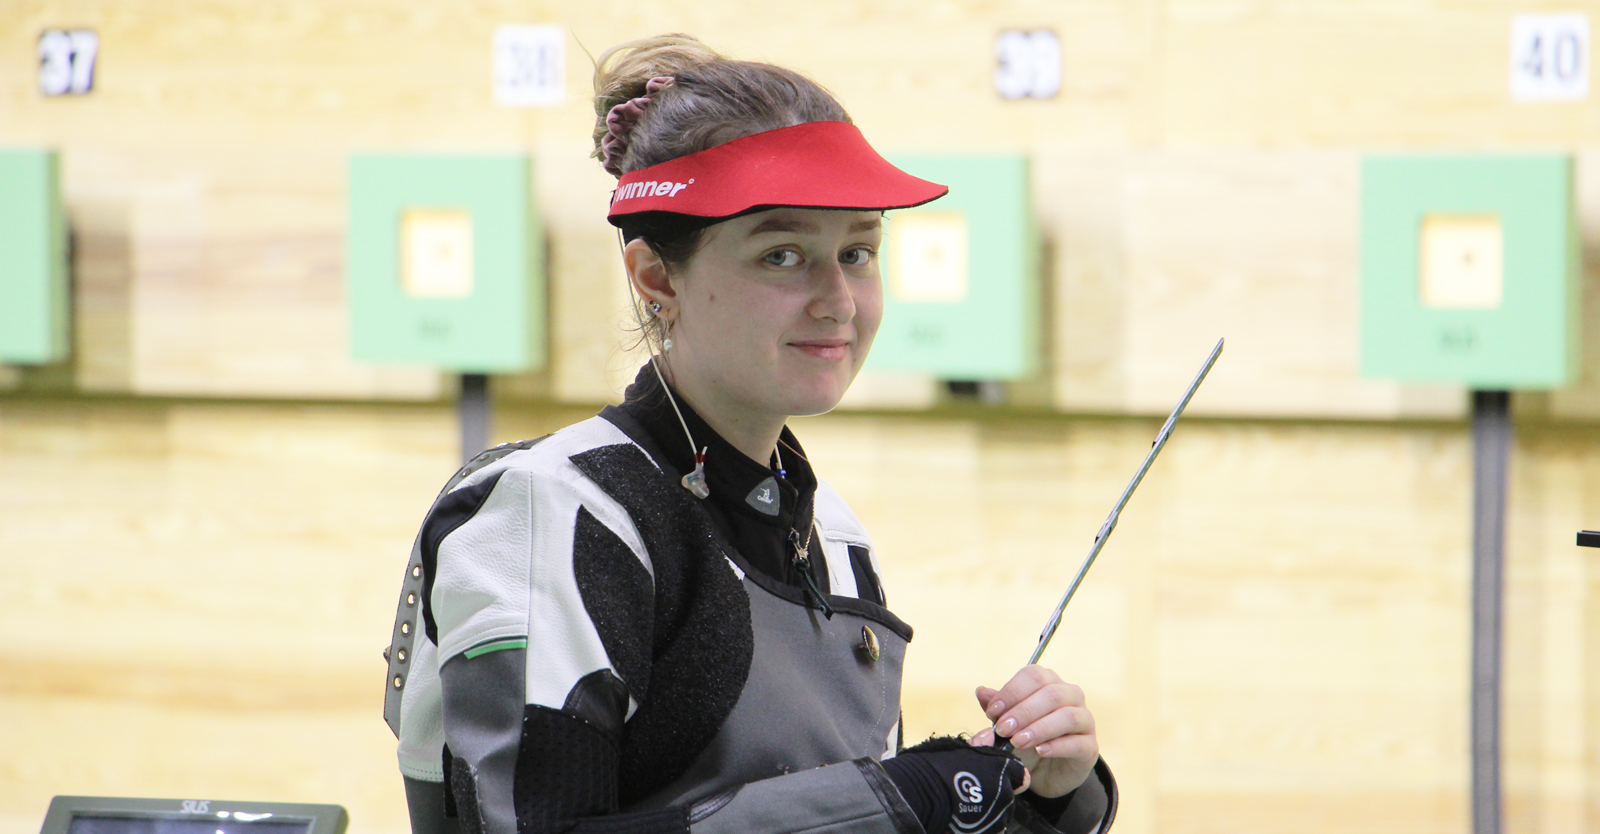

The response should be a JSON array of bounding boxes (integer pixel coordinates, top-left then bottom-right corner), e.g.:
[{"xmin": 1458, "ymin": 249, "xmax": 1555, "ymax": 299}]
[
  {"xmin": 8, "ymin": 400, "xmax": 1600, "ymax": 834},
  {"xmin": 5, "ymin": 2, "xmax": 1600, "ymax": 834},
  {"xmin": 12, "ymin": 0, "xmax": 1600, "ymax": 414}
]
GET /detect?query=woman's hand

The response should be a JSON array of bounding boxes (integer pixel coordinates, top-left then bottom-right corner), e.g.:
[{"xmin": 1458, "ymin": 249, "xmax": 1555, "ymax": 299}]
[{"xmin": 969, "ymin": 664, "xmax": 1098, "ymax": 799}]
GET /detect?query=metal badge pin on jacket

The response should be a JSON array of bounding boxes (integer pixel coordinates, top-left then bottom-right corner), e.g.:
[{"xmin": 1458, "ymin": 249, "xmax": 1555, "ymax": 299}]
[{"xmin": 858, "ymin": 625, "xmax": 880, "ymax": 663}]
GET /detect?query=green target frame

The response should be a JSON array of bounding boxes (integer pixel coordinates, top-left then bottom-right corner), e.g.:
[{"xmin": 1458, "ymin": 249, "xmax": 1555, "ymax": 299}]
[
  {"xmin": 347, "ymin": 153, "xmax": 544, "ymax": 373},
  {"xmin": 0, "ymin": 149, "xmax": 69, "ymax": 364},
  {"xmin": 1360, "ymin": 154, "xmax": 1579, "ymax": 389}
]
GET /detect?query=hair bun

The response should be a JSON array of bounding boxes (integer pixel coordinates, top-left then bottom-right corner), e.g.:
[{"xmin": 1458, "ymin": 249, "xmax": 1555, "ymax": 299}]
[
  {"xmin": 591, "ymin": 35, "xmax": 721, "ymax": 173},
  {"xmin": 599, "ymin": 77, "xmax": 674, "ymax": 176},
  {"xmin": 589, "ymin": 33, "xmax": 851, "ymax": 181}
]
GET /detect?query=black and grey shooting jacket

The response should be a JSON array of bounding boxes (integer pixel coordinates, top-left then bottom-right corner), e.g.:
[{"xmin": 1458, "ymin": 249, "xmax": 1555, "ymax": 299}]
[{"xmin": 384, "ymin": 405, "xmax": 1115, "ymax": 834}]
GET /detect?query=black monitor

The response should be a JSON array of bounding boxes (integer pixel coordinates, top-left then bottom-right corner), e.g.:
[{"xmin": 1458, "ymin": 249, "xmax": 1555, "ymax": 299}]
[{"xmin": 40, "ymin": 797, "xmax": 347, "ymax": 834}]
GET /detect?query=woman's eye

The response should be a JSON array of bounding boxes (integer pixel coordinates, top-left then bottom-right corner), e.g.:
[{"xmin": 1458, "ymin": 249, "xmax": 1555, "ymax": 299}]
[
  {"xmin": 764, "ymin": 249, "xmax": 802, "ymax": 267},
  {"xmin": 840, "ymin": 247, "xmax": 873, "ymax": 266}
]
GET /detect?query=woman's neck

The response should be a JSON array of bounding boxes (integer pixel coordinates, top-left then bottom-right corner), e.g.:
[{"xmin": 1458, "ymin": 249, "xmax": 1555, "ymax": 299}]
[{"xmin": 657, "ymin": 362, "xmax": 784, "ymax": 465}]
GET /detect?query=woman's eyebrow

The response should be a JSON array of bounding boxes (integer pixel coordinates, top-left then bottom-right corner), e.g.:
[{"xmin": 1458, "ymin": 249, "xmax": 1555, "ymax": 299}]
[
  {"xmin": 746, "ymin": 217, "xmax": 882, "ymax": 236},
  {"xmin": 748, "ymin": 218, "xmax": 820, "ymax": 235}
]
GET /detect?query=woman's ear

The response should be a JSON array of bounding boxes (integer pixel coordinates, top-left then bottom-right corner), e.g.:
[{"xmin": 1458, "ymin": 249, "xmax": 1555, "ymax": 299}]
[{"xmin": 625, "ymin": 238, "xmax": 676, "ymax": 314}]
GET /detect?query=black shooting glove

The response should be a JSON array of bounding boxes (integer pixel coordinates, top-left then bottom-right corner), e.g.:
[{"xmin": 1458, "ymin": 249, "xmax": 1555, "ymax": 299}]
[{"xmin": 881, "ymin": 735, "xmax": 1029, "ymax": 834}]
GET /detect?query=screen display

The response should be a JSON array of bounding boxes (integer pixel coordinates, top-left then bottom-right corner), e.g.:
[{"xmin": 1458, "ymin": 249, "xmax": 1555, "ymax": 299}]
[{"xmin": 68, "ymin": 816, "xmax": 311, "ymax": 834}]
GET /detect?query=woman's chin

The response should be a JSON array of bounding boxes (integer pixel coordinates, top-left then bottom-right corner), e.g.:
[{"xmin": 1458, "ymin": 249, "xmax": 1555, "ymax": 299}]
[{"xmin": 780, "ymin": 380, "xmax": 851, "ymax": 417}]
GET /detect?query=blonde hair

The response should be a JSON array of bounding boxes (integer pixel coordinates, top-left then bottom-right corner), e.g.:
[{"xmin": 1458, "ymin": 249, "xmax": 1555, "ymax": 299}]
[{"xmin": 591, "ymin": 34, "xmax": 851, "ymax": 179}]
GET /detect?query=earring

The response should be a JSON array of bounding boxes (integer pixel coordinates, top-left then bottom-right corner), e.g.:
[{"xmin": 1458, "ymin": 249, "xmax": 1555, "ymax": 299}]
[
  {"xmin": 649, "ymin": 302, "xmax": 662, "ymax": 315},
  {"xmin": 662, "ymin": 319, "xmax": 675, "ymax": 352}
]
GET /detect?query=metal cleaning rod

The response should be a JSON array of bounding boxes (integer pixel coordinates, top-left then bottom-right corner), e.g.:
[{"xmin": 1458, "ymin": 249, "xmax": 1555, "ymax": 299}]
[{"xmin": 1025, "ymin": 337, "xmax": 1224, "ymax": 666}]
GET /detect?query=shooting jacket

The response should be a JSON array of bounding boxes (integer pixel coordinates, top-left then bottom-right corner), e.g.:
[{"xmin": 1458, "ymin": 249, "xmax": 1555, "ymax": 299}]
[{"xmin": 384, "ymin": 373, "xmax": 1116, "ymax": 834}]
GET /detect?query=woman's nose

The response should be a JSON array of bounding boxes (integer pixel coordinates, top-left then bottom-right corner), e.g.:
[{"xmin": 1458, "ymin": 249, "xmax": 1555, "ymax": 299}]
[{"xmin": 807, "ymin": 260, "xmax": 856, "ymax": 323}]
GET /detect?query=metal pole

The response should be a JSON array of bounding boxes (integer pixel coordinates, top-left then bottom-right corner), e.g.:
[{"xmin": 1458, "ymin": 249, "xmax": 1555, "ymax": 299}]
[
  {"xmin": 1470, "ymin": 390, "xmax": 1510, "ymax": 834},
  {"xmin": 460, "ymin": 373, "xmax": 491, "ymax": 465},
  {"xmin": 1023, "ymin": 338, "xmax": 1223, "ymax": 667},
  {"xmin": 993, "ymin": 339, "xmax": 1223, "ymax": 755}
]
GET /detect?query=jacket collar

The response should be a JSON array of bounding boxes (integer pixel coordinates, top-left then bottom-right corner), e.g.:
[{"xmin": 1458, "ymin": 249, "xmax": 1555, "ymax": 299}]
[{"xmin": 617, "ymin": 364, "xmax": 816, "ymax": 532}]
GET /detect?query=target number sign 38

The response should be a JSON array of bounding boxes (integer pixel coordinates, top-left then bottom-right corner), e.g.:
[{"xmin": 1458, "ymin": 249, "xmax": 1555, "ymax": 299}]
[{"xmin": 493, "ymin": 25, "xmax": 565, "ymax": 108}]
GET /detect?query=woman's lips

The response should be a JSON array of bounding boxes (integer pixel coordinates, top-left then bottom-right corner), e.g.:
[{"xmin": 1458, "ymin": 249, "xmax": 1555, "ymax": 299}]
[{"xmin": 790, "ymin": 339, "xmax": 850, "ymax": 361}]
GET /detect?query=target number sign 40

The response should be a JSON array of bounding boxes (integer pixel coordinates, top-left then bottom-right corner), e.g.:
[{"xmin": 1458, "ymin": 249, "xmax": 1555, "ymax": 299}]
[{"xmin": 1511, "ymin": 13, "xmax": 1589, "ymax": 101}]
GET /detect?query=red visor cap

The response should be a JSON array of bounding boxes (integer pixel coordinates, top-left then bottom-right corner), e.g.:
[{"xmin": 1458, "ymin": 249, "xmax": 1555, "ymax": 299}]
[{"xmin": 606, "ymin": 121, "xmax": 947, "ymax": 227}]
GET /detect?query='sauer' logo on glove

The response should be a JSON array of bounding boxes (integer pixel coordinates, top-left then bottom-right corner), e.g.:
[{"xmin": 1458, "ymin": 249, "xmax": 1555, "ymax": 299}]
[
  {"xmin": 896, "ymin": 734, "xmax": 1026, "ymax": 834},
  {"xmin": 953, "ymin": 771, "xmax": 984, "ymax": 805}
]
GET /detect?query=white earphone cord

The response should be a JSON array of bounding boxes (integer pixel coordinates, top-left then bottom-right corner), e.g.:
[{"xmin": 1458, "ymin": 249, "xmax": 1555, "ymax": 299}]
[
  {"xmin": 617, "ymin": 228, "xmax": 708, "ymax": 490},
  {"xmin": 617, "ymin": 228, "xmax": 789, "ymax": 489}
]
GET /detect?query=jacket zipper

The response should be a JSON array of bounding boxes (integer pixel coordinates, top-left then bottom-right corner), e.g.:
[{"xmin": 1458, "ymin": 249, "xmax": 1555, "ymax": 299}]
[{"xmin": 789, "ymin": 528, "xmax": 833, "ymax": 619}]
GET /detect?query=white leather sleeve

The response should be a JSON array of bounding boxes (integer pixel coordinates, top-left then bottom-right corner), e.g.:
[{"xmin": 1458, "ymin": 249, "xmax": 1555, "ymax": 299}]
[
  {"xmin": 397, "ymin": 417, "xmax": 653, "ymax": 783},
  {"xmin": 430, "ymin": 418, "xmax": 652, "ymax": 711}
]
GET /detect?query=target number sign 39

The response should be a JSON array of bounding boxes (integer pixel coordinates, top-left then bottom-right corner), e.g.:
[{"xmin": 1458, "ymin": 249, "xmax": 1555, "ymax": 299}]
[
  {"xmin": 1511, "ymin": 13, "xmax": 1589, "ymax": 101},
  {"xmin": 995, "ymin": 30, "xmax": 1061, "ymax": 100},
  {"xmin": 38, "ymin": 29, "xmax": 98, "ymax": 96}
]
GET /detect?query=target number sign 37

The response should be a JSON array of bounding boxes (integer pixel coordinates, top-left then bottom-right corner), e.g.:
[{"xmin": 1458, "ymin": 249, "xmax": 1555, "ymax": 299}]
[
  {"xmin": 1511, "ymin": 13, "xmax": 1589, "ymax": 102},
  {"xmin": 38, "ymin": 29, "xmax": 98, "ymax": 96}
]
